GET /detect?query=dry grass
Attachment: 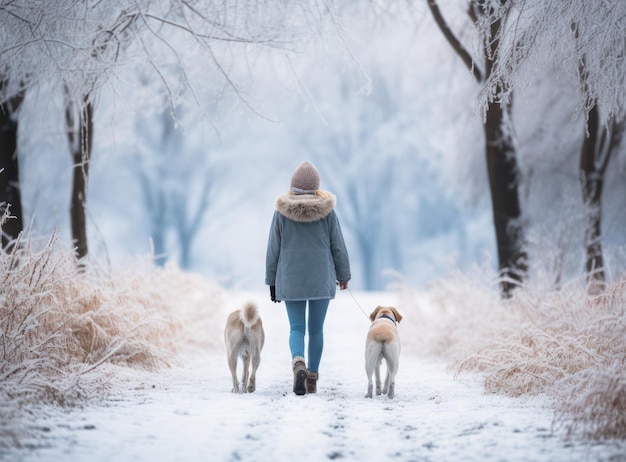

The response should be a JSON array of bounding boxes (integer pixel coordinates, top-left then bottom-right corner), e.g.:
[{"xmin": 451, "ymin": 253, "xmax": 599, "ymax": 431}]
[
  {"xmin": 0, "ymin": 221, "xmax": 223, "ymax": 448},
  {"xmin": 400, "ymin": 267, "xmax": 626, "ymax": 441}
]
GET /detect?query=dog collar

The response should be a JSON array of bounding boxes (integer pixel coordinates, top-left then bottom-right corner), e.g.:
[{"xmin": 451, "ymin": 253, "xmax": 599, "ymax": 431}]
[{"xmin": 379, "ymin": 314, "xmax": 397, "ymax": 326}]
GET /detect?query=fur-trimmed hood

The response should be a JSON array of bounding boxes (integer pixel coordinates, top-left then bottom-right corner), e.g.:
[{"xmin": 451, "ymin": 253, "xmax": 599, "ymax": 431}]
[{"xmin": 275, "ymin": 190, "xmax": 336, "ymax": 223}]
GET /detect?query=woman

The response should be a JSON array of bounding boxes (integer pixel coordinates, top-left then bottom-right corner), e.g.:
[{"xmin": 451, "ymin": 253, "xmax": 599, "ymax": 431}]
[{"xmin": 265, "ymin": 161, "xmax": 351, "ymax": 395}]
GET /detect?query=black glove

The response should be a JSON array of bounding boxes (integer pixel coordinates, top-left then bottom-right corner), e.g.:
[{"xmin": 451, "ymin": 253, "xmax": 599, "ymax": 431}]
[{"xmin": 270, "ymin": 285, "xmax": 280, "ymax": 303}]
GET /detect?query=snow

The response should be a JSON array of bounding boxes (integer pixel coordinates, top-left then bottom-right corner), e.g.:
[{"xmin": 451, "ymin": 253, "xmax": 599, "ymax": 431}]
[{"xmin": 5, "ymin": 291, "xmax": 624, "ymax": 462}]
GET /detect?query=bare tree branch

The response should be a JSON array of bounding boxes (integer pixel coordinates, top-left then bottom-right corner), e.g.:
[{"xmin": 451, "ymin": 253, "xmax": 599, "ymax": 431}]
[{"xmin": 426, "ymin": 0, "xmax": 484, "ymax": 82}]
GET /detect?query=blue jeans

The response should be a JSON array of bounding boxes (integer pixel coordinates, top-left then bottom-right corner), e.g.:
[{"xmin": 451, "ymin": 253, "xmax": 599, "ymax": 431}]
[{"xmin": 285, "ymin": 299, "xmax": 330, "ymax": 373}]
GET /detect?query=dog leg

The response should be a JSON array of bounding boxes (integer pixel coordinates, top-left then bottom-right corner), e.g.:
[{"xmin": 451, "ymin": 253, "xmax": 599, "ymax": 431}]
[
  {"xmin": 227, "ymin": 352, "xmax": 240, "ymax": 393},
  {"xmin": 365, "ymin": 361, "xmax": 374, "ymax": 398},
  {"xmin": 383, "ymin": 368, "xmax": 396, "ymax": 399},
  {"xmin": 248, "ymin": 348, "xmax": 261, "ymax": 393},
  {"xmin": 241, "ymin": 350, "xmax": 250, "ymax": 393},
  {"xmin": 375, "ymin": 359, "xmax": 382, "ymax": 396},
  {"xmin": 364, "ymin": 343, "xmax": 380, "ymax": 398},
  {"xmin": 382, "ymin": 368, "xmax": 389, "ymax": 395},
  {"xmin": 383, "ymin": 344, "xmax": 400, "ymax": 399}
]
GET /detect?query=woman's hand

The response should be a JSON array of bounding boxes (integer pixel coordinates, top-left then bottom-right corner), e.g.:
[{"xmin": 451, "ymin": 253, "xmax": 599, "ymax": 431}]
[
  {"xmin": 270, "ymin": 285, "xmax": 280, "ymax": 303},
  {"xmin": 338, "ymin": 281, "xmax": 348, "ymax": 290}
]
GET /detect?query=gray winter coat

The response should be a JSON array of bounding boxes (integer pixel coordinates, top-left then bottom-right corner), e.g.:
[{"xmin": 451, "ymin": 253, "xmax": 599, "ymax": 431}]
[{"xmin": 265, "ymin": 191, "xmax": 351, "ymax": 301}]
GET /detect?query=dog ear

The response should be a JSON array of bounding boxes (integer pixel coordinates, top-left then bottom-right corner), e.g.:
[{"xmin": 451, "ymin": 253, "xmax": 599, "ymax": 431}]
[
  {"xmin": 391, "ymin": 307, "xmax": 403, "ymax": 323},
  {"xmin": 369, "ymin": 306, "xmax": 381, "ymax": 321}
]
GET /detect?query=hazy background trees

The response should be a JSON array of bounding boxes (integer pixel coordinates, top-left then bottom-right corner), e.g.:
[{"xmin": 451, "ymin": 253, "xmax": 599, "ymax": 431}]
[
  {"xmin": 0, "ymin": 0, "xmax": 337, "ymax": 261},
  {"xmin": 131, "ymin": 105, "xmax": 218, "ymax": 269}
]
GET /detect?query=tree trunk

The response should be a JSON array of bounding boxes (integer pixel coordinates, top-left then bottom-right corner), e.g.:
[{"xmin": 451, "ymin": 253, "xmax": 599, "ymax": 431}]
[
  {"xmin": 484, "ymin": 97, "xmax": 527, "ymax": 296},
  {"xmin": 151, "ymin": 189, "xmax": 168, "ymax": 267},
  {"xmin": 65, "ymin": 90, "xmax": 93, "ymax": 263},
  {"xmin": 579, "ymin": 105, "xmax": 624, "ymax": 294},
  {"xmin": 481, "ymin": 8, "xmax": 527, "ymax": 296},
  {"xmin": 427, "ymin": 0, "xmax": 527, "ymax": 297},
  {"xmin": 0, "ymin": 81, "xmax": 25, "ymax": 251},
  {"xmin": 173, "ymin": 180, "xmax": 212, "ymax": 270}
]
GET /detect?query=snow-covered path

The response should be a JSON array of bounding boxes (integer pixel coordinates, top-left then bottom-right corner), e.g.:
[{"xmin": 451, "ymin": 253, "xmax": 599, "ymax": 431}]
[{"xmin": 6, "ymin": 292, "xmax": 625, "ymax": 461}]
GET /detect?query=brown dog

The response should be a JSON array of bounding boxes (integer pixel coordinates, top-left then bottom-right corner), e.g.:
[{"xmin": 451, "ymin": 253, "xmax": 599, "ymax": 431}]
[
  {"xmin": 224, "ymin": 302, "xmax": 265, "ymax": 393},
  {"xmin": 365, "ymin": 306, "xmax": 402, "ymax": 399}
]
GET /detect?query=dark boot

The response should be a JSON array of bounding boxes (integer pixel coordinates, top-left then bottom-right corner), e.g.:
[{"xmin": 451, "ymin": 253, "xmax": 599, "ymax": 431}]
[
  {"xmin": 292, "ymin": 356, "xmax": 307, "ymax": 395},
  {"xmin": 305, "ymin": 370, "xmax": 318, "ymax": 394}
]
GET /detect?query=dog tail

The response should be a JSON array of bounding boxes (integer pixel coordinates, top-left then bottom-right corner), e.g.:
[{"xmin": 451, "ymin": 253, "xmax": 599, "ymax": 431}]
[{"xmin": 240, "ymin": 301, "xmax": 260, "ymax": 328}]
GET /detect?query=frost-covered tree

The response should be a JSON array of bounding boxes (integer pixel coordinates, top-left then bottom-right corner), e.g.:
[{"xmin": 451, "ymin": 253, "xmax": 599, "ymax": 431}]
[
  {"xmin": 0, "ymin": 0, "xmax": 339, "ymax": 262},
  {"xmin": 472, "ymin": 0, "xmax": 626, "ymax": 291},
  {"xmin": 475, "ymin": 0, "xmax": 626, "ymax": 120},
  {"xmin": 426, "ymin": 0, "xmax": 527, "ymax": 297},
  {"xmin": 1, "ymin": 1, "xmax": 137, "ymax": 258},
  {"xmin": 576, "ymin": 57, "xmax": 625, "ymax": 292}
]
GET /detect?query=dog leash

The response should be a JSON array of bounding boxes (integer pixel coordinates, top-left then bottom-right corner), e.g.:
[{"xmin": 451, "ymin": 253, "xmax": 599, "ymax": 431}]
[{"xmin": 346, "ymin": 286, "xmax": 371, "ymax": 321}]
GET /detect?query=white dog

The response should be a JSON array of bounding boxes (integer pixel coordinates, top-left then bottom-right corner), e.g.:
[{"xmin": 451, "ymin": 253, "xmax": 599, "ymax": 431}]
[
  {"xmin": 365, "ymin": 306, "xmax": 403, "ymax": 399},
  {"xmin": 224, "ymin": 301, "xmax": 265, "ymax": 393}
]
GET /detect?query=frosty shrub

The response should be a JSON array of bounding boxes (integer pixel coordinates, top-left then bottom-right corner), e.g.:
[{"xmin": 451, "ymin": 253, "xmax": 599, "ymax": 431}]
[
  {"xmin": 400, "ymin": 267, "xmax": 626, "ymax": 440},
  {"xmin": 0, "ymin": 224, "xmax": 223, "ymax": 448}
]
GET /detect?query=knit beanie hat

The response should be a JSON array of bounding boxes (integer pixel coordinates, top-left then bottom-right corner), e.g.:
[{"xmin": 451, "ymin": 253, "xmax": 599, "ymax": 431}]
[{"xmin": 290, "ymin": 161, "xmax": 320, "ymax": 194}]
